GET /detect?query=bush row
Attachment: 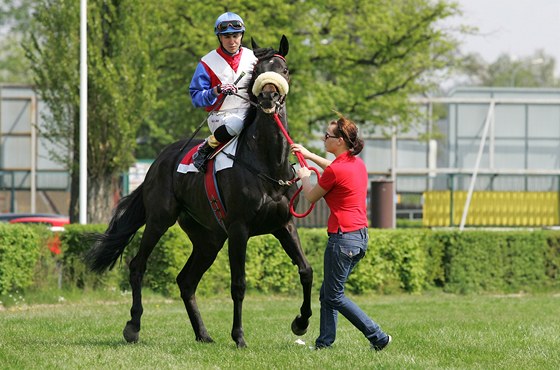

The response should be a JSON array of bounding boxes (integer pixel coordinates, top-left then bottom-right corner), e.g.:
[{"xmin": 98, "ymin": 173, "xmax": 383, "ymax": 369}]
[{"xmin": 1, "ymin": 224, "xmax": 559, "ymax": 296}]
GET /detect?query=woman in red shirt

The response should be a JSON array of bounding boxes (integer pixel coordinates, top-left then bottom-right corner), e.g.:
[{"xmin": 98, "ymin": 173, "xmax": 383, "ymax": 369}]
[{"xmin": 291, "ymin": 115, "xmax": 391, "ymax": 351}]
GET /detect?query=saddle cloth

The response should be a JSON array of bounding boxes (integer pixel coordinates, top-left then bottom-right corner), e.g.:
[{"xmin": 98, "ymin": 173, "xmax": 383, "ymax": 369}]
[{"xmin": 176, "ymin": 137, "xmax": 239, "ymax": 174}]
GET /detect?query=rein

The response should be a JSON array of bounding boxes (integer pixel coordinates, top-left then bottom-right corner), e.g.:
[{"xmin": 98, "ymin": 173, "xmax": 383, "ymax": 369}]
[
  {"xmin": 226, "ymin": 96, "xmax": 318, "ymax": 218},
  {"xmin": 233, "ymin": 54, "xmax": 318, "ymax": 218},
  {"xmin": 271, "ymin": 113, "xmax": 320, "ymax": 218}
]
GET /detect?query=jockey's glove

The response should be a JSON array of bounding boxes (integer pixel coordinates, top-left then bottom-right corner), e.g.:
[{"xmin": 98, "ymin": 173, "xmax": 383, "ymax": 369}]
[{"xmin": 217, "ymin": 83, "xmax": 238, "ymax": 96}]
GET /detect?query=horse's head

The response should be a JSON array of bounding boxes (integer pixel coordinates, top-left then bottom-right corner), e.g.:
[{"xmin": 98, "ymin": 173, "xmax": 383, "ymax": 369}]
[{"xmin": 250, "ymin": 35, "xmax": 290, "ymax": 114}]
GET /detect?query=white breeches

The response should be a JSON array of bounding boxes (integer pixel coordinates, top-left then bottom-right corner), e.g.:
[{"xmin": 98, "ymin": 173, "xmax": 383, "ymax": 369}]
[{"xmin": 207, "ymin": 110, "xmax": 248, "ymax": 136}]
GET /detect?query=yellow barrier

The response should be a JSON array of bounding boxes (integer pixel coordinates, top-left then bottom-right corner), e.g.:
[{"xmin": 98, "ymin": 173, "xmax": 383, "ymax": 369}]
[{"xmin": 422, "ymin": 191, "xmax": 559, "ymax": 227}]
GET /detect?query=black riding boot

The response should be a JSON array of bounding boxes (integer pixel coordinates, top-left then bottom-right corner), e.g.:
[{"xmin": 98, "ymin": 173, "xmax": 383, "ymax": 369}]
[{"xmin": 192, "ymin": 141, "xmax": 215, "ymax": 173}]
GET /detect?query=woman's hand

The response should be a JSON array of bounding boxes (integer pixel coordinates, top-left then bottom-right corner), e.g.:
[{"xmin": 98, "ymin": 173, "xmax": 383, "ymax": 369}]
[
  {"xmin": 291, "ymin": 143, "xmax": 312, "ymax": 159},
  {"xmin": 297, "ymin": 166, "xmax": 311, "ymax": 179}
]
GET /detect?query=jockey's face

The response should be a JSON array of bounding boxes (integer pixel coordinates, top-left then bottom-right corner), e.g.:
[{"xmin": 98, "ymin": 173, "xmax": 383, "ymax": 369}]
[{"xmin": 219, "ymin": 33, "xmax": 243, "ymax": 54}]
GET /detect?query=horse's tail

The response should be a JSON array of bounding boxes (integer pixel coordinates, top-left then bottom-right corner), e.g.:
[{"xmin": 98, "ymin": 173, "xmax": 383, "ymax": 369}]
[{"xmin": 84, "ymin": 183, "xmax": 147, "ymax": 273}]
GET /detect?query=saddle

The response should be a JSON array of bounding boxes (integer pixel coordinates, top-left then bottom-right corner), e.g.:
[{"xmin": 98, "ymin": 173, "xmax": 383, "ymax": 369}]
[{"xmin": 176, "ymin": 142, "xmax": 228, "ymax": 231}]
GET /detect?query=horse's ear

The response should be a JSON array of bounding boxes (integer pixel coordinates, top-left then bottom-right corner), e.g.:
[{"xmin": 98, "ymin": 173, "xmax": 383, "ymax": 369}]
[
  {"xmin": 251, "ymin": 38, "xmax": 260, "ymax": 50},
  {"xmin": 279, "ymin": 35, "xmax": 289, "ymax": 57}
]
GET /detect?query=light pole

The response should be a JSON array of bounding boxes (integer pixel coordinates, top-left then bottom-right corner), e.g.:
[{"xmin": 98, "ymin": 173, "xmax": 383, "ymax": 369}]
[{"xmin": 79, "ymin": 0, "xmax": 87, "ymax": 224}]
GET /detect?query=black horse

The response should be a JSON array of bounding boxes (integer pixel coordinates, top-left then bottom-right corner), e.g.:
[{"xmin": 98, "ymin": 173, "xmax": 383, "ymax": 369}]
[{"xmin": 85, "ymin": 36, "xmax": 313, "ymax": 348}]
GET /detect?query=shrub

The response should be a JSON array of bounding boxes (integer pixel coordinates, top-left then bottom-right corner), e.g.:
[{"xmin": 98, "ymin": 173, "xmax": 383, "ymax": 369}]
[
  {"xmin": 59, "ymin": 224, "xmax": 121, "ymax": 291},
  {"xmin": 2, "ymin": 224, "xmax": 560, "ymax": 296},
  {"xmin": 0, "ymin": 224, "xmax": 41, "ymax": 294}
]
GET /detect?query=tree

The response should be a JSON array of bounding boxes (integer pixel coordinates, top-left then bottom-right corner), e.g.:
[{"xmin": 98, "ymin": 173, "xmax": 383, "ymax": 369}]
[
  {"xmin": 0, "ymin": 0, "xmax": 34, "ymax": 82},
  {"xmin": 454, "ymin": 50, "xmax": 559, "ymax": 88},
  {"xmin": 23, "ymin": 0, "xmax": 462, "ymax": 221},
  {"xmin": 286, "ymin": 0, "xmax": 461, "ymax": 136},
  {"xmin": 25, "ymin": 0, "xmax": 159, "ymax": 222},
  {"xmin": 138, "ymin": 0, "xmax": 462, "ymax": 153}
]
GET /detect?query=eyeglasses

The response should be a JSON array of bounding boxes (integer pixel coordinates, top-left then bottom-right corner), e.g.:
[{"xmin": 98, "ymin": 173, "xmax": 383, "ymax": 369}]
[
  {"xmin": 216, "ymin": 20, "xmax": 244, "ymax": 32},
  {"xmin": 324, "ymin": 132, "xmax": 340, "ymax": 140}
]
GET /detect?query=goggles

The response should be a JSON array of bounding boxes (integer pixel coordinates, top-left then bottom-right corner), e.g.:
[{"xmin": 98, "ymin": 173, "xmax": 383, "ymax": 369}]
[{"xmin": 216, "ymin": 20, "xmax": 244, "ymax": 32}]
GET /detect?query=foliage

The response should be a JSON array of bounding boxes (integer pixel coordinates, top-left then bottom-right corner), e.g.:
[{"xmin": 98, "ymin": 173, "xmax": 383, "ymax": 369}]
[
  {"xmin": 0, "ymin": 0, "xmax": 34, "ymax": 82},
  {"xmin": 287, "ymin": 0, "xmax": 461, "ymax": 137},
  {"xmin": 441, "ymin": 231, "xmax": 504, "ymax": 293},
  {"xmin": 124, "ymin": 226, "xmax": 195, "ymax": 296},
  {"xmin": 58, "ymin": 224, "xmax": 121, "ymax": 291},
  {"xmin": 0, "ymin": 224, "xmax": 41, "ymax": 295},
  {"xmin": 146, "ymin": 0, "xmax": 463, "ymax": 148},
  {"xmin": 24, "ymin": 0, "xmax": 160, "ymax": 222},
  {"xmin": 247, "ymin": 234, "xmax": 301, "ymax": 294},
  {"xmin": 4, "ymin": 224, "xmax": 559, "ymax": 297},
  {"xmin": 456, "ymin": 50, "xmax": 560, "ymax": 88},
  {"xmin": 17, "ymin": 1, "xmax": 464, "ymax": 219},
  {"xmin": 123, "ymin": 229, "xmax": 319, "ymax": 296},
  {"xmin": 545, "ymin": 232, "xmax": 560, "ymax": 282},
  {"xmin": 436, "ymin": 231, "xmax": 553, "ymax": 294},
  {"xmin": 347, "ymin": 229, "xmax": 429, "ymax": 294}
]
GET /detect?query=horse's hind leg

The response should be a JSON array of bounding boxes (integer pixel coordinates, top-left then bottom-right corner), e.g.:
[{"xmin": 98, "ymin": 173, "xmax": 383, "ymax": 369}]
[
  {"xmin": 176, "ymin": 232, "xmax": 226, "ymax": 343},
  {"xmin": 123, "ymin": 221, "xmax": 173, "ymax": 343},
  {"xmin": 273, "ymin": 224, "xmax": 313, "ymax": 335}
]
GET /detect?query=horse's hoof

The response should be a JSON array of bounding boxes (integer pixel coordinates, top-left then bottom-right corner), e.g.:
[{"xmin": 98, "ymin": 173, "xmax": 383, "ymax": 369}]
[
  {"xmin": 236, "ymin": 340, "xmax": 247, "ymax": 349},
  {"xmin": 196, "ymin": 336, "xmax": 215, "ymax": 343},
  {"xmin": 291, "ymin": 315, "xmax": 309, "ymax": 336},
  {"xmin": 123, "ymin": 323, "xmax": 140, "ymax": 343}
]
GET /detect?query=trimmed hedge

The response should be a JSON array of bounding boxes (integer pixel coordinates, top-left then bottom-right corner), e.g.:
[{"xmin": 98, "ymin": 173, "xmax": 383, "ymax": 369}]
[
  {"xmin": 1, "ymin": 224, "xmax": 559, "ymax": 296},
  {"xmin": 0, "ymin": 224, "xmax": 42, "ymax": 295}
]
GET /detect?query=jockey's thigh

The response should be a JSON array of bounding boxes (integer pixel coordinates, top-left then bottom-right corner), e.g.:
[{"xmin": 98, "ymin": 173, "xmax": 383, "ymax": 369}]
[{"xmin": 208, "ymin": 111, "xmax": 246, "ymax": 136}]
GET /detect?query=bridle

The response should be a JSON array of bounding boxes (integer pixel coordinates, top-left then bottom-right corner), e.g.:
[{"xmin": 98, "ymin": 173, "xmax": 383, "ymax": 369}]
[{"xmin": 231, "ymin": 54, "xmax": 320, "ymax": 218}]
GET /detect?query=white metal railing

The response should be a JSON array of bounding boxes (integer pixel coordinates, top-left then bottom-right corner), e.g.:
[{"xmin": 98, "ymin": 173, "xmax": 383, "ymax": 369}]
[{"xmin": 395, "ymin": 95, "xmax": 560, "ymax": 230}]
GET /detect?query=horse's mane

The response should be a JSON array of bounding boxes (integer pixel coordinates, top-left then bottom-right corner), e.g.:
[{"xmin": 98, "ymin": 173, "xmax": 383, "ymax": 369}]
[{"xmin": 253, "ymin": 47, "xmax": 278, "ymax": 61}]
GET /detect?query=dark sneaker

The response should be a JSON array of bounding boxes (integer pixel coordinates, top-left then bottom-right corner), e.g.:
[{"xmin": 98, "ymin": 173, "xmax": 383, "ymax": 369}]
[
  {"xmin": 371, "ymin": 335, "xmax": 392, "ymax": 351},
  {"xmin": 312, "ymin": 342, "xmax": 332, "ymax": 350}
]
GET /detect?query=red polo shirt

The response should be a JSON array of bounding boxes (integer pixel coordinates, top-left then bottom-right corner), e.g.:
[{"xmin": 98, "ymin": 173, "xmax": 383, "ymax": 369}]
[{"xmin": 318, "ymin": 151, "xmax": 368, "ymax": 233}]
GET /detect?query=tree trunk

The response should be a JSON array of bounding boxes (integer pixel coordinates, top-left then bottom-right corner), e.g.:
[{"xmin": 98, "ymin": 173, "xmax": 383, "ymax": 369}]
[
  {"xmin": 87, "ymin": 174, "xmax": 116, "ymax": 224},
  {"xmin": 68, "ymin": 111, "xmax": 80, "ymax": 224},
  {"xmin": 69, "ymin": 167, "xmax": 80, "ymax": 223}
]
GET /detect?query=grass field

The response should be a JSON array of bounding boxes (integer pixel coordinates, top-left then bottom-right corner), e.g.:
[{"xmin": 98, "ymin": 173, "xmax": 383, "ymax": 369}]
[{"xmin": 1, "ymin": 291, "xmax": 559, "ymax": 369}]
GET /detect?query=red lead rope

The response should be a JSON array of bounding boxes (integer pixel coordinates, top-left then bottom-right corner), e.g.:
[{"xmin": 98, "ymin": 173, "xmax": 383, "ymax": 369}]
[{"xmin": 272, "ymin": 113, "xmax": 320, "ymax": 218}]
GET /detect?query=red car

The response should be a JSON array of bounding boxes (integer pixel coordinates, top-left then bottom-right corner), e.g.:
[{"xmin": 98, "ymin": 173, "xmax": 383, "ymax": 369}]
[
  {"xmin": 9, "ymin": 215, "xmax": 70, "ymax": 230},
  {"xmin": 8, "ymin": 215, "xmax": 70, "ymax": 255}
]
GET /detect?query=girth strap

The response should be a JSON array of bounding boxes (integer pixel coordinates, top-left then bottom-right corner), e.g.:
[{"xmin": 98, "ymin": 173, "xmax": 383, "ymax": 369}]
[{"xmin": 204, "ymin": 159, "xmax": 227, "ymax": 232}]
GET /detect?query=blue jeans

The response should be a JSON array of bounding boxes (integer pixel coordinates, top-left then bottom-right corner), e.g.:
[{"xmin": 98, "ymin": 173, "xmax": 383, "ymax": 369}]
[{"xmin": 315, "ymin": 228, "xmax": 388, "ymax": 348}]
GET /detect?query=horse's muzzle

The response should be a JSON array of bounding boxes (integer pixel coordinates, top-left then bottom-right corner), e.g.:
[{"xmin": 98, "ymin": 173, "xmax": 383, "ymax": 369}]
[{"xmin": 258, "ymin": 87, "xmax": 282, "ymax": 113}]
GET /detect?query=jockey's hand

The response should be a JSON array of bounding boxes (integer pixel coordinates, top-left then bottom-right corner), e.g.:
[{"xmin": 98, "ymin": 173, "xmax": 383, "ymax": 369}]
[{"xmin": 218, "ymin": 83, "xmax": 238, "ymax": 96}]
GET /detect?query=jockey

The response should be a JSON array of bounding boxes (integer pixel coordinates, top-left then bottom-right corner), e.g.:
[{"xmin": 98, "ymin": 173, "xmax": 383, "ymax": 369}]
[{"xmin": 189, "ymin": 12, "xmax": 257, "ymax": 173}]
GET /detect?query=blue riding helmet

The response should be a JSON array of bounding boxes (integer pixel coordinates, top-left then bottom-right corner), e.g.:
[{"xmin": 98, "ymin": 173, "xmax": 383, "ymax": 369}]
[{"xmin": 214, "ymin": 12, "xmax": 245, "ymax": 35}]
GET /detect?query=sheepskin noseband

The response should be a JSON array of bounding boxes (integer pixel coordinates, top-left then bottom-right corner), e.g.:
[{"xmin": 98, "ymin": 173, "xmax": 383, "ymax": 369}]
[{"xmin": 251, "ymin": 71, "xmax": 289, "ymax": 96}]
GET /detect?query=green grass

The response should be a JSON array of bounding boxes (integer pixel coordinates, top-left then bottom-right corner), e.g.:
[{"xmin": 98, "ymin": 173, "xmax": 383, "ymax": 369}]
[{"xmin": 1, "ymin": 291, "xmax": 559, "ymax": 369}]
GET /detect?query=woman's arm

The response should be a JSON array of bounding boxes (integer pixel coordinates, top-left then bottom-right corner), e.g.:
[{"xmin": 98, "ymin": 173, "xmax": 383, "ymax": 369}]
[
  {"xmin": 290, "ymin": 143, "xmax": 331, "ymax": 170},
  {"xmin": 296, "ymin": 167, "xmax": 327, "ymax": 203}
]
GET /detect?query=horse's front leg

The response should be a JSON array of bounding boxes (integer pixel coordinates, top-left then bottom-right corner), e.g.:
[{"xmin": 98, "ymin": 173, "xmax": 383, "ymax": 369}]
[
  {"xmin": 273, "ymin": 223, "xmax": 313, "ymax": 335},
  {"xmin": 227, "ymin": 227, "xmax": 250, "ymax": 348}
]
